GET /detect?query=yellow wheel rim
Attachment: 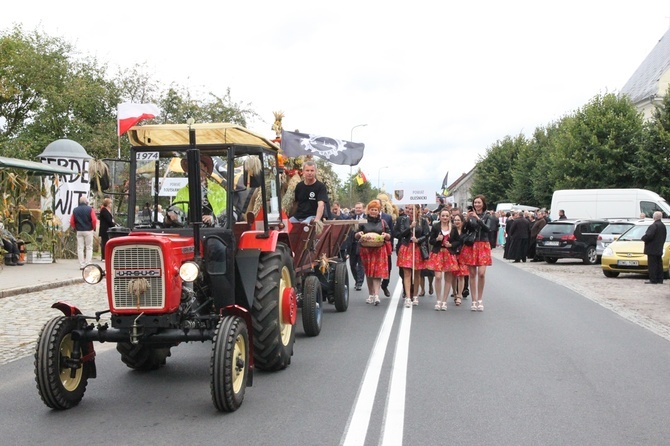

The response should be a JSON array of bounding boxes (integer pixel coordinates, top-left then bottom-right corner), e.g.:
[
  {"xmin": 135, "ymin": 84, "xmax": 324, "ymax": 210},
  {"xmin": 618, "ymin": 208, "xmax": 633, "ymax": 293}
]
[
  {"xmin": 59, "ymin": 334, "xmax": 82, "ymax": 392},
  {"xmin": 278, "ymin": 265, "xmax": 293, "ymax": 346},
  {"xmin": 232, "ymin": 334, "xmax": 246, "ymax": 393}
]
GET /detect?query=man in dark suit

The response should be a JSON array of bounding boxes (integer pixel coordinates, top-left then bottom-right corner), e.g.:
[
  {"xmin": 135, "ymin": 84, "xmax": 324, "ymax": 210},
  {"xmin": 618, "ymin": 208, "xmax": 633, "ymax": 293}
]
[
  {"xmin": 508, "ymin": 211, "xmax": 531, "ymax": 263},
  {"xmin": 488, "ymin": 211, "xmax": 500, "ymax": 248},
  {"xmin": 380, "ymin": 209, "xmax": 394, "ymax": 297},
  {"xmin": 641, "ymin": 211, "xmax": 667, "ymax": 284},
  {"xmin": 348, "ymin": 202, "xmax": 366, "ymax": 291}
]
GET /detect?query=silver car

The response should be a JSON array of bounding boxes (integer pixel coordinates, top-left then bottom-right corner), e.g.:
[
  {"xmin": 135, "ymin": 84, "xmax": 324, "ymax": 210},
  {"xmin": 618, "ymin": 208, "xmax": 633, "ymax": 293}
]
[{"xmin": 596, "ymin": 221, "xmax": 637, "ymax": 260}]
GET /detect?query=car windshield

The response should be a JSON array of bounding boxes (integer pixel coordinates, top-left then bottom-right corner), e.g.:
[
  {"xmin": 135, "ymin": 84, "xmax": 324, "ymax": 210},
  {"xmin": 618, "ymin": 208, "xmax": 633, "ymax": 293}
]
[
  {"xmin": 601, "ymin": 223, "xmax": 634, "ymax": 235},
  {"xmin": 617, "ymin": 224, "xmax": 670, "ymax": 242},
  {"xmin": 539, "ymin": 223, "xmax": 574, "ymax": 236}
]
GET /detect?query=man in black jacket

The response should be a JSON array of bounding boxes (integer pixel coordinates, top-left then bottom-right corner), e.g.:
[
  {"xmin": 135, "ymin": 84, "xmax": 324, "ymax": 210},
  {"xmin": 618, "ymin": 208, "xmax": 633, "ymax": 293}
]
[
  {"xmin": 641, "ymin": 211, "xmax": 667, "ymax": 284},
  {"xmin": 348, "ymin": 202, "xmax": 366, "ymax": 290}
]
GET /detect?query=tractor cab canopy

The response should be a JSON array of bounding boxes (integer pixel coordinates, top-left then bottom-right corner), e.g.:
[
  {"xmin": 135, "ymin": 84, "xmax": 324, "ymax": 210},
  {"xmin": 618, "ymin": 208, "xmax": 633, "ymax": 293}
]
[{"xmin": 125, "ymin": 123, "xmax": 282, "ymax": 231}]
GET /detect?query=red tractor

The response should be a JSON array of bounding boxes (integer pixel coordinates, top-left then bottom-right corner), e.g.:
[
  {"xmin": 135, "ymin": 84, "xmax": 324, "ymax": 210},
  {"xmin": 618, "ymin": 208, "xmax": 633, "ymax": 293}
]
[{"xmin": 34, "ymin": 123, "xmax": 298, "ymax": 412}]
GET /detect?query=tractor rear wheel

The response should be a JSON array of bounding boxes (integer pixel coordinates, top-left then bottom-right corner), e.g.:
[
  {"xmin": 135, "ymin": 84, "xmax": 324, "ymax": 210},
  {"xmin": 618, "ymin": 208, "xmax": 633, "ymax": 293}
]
[
  {"xmin": 211, "ymin": 316, "xmax": 249, "ymax": 412},
  {"xmin": 116, "ymin": 343, "xmax": 171, "ymax": 371},
  {"xmin": 302, "ymin": 275, "xmax": 323, "ymax": 337},
  {"xmin": 34, "ymin": 316, "xmax": 91, "ymax": 410},
  {"xmin": 252, "ymin": 243, "xmax": 296, "ymax": 371},
  {"xmin": 333, "ymin": 262, "xmax": 349, "ymax": 312}
]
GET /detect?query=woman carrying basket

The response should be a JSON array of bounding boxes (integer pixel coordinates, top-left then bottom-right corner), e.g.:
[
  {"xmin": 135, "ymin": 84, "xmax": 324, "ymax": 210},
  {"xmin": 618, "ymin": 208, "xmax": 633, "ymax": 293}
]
[{"xmin": 354, "ymin": 200, "xmax": 392, "ymax": 306}]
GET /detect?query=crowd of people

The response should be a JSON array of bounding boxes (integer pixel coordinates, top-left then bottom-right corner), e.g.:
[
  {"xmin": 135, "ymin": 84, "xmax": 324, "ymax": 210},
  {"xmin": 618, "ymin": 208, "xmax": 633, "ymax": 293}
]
[
  {"xmin": 499, "ymin": 208, "xmax": 552, "ymax": 263},
  {"xmin": 339, "ymin": 195, "xmax": 495, "ymax": 312}
]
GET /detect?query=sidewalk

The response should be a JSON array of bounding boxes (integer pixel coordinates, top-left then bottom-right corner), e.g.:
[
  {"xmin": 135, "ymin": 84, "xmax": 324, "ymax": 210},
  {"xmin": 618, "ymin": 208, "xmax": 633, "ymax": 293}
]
[{"xmin": 0, "ymin": 258, "xmax": 96, "ymax": 298}]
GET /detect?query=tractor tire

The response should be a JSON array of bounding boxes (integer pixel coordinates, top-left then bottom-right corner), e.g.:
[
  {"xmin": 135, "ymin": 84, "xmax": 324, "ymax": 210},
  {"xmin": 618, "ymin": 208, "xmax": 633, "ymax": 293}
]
[
  {"xmin": 251, "ymin": 243, "xmax": 296, "ymax": 371},
  {"xmin": 211, "ymin": 316, "xmax": 249, "ymax": 412},
  {"xmin": 583, "ymin": 246, "xmax": 598, "ymax": 265},
  {"xmin": 302, "ymin": 275, "xmax": 323, "ymax": 337},
  {"xmin": 333, "ymin": 262, "xmax": 349, "ymax": 312},
  {"xmin": 34, "ymin": 316, "xmax": 92, "ymax": 410},
  {"xmin": 116, "ymin": 342, "xmax": 171, "ymax": 371},
  {"xmin": 20, "ymin": 219, "xmax": 35, "ymax": 235}
]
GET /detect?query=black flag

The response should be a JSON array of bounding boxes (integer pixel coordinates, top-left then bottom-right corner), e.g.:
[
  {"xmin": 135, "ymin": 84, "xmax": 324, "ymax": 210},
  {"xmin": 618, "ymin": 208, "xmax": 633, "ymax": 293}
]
[
  {"xmin": 441, "ymin": 171, "xmax": 449, "ymax": 195},
  {"xmin": 281, "ymin": 130, "xmax": 365, "ymax": 166}
]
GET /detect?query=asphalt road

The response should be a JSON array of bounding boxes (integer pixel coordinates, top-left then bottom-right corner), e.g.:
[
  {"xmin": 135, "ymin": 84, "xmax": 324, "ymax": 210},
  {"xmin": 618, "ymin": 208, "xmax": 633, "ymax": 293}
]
[{"xmin": 1, "ymin": 258, "xmax": 669, "ymax": 445}]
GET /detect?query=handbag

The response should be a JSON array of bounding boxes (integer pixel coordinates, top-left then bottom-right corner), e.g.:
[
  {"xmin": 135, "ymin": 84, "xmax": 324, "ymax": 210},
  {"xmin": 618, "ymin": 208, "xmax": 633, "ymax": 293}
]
[
  {"xmin": 419, "ymin": 241, "xmax": 430, "ymax": 260},
  {"xmin": 461, "ymin": 230, "xmax": 476, "ymax": 246}
]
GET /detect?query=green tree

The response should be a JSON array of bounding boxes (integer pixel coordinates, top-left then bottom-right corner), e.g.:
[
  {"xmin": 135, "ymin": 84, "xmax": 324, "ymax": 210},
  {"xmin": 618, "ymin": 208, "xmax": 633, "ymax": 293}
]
[
  {"xmin": 0, "ymin": 26, "xmax": 120, "ymax": 160},
  {"xmin": 471, "ymin": 134, "xmax": 524, "ymax": 206},
  {"xmin": 548, "ymin": 93, "xmax": 643, "ymax": 190},
  {"xmin": 633, "ymin": 85, "xmax": 670, "ymax": 198}
]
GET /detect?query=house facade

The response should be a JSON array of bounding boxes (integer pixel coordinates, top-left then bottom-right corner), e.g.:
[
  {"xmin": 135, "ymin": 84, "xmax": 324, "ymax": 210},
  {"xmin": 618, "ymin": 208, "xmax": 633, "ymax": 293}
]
[{"xmin": 620, "ymin": 27, "xmax": 670, "ymax": 119}]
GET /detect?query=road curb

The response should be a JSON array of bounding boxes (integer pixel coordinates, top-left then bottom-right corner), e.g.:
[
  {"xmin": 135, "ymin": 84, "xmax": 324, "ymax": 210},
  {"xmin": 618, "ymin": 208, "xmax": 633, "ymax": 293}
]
[{"xmin": 0, "ymin": 278, "xmax": 83, "ymax": 299}]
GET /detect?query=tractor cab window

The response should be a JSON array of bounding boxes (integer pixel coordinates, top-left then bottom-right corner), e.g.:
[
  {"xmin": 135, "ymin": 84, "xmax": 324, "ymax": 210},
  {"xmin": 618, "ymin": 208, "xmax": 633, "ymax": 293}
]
[{"xmin": 133, "ymin": 150, "xmax": 231, "ymax": 229}]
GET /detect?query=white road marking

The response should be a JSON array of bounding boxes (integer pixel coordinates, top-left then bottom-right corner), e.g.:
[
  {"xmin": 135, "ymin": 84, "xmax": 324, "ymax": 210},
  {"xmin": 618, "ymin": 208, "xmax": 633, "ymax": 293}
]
[
  {"xmin": 341, "ymin": 283, "xmax": 403, "ymax": 446},
  {"xmin": 380, "ymin": 291, "xmax": 412, "ymax": 445}
]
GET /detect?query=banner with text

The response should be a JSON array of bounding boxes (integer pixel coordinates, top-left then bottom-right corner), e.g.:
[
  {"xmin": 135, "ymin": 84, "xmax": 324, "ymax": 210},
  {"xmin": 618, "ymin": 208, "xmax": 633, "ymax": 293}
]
[
  {"xmin": 40, "ymin": 157, "xmax": 91, "ymax": 231},
  {"xmin": 392, "ymin": 182, "xmax": 435, "ymax": 205}
]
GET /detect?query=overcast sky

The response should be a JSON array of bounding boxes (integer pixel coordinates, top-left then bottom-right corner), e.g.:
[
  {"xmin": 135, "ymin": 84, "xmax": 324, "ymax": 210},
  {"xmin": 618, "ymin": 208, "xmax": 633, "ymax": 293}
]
[{"xmin": 2, "ymin": 1, "xmax": 669, "ymax": 191}]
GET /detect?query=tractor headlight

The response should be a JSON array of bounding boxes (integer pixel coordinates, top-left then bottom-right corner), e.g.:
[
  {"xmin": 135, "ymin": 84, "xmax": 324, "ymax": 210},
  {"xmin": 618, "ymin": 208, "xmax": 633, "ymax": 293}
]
[
  {"xmin": 179, "ymin": 261, "xmax": 200, "ymax": 282},
  {"xmin": 82, "ymin": 264, "xmax": 104, "ymax": 284}
]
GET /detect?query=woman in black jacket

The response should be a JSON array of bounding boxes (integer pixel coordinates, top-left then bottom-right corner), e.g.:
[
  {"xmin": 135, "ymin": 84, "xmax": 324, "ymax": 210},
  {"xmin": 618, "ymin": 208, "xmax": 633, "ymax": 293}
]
[
  {"xmin": 460, "ymin": 195, "xmax": 492, "ymax": 311},
  {"xmin": 395, "ymin": 204, "xmax": 431, "ymax": 307},
  {"xmin": 427, "ymin": 208, "xmax": 460, "ymax": 310}
]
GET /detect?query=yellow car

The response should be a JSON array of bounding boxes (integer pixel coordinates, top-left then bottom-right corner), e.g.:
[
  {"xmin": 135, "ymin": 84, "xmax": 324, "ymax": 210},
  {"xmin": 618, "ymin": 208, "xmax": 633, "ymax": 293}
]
[{"xmin": 601, "ymin": 220, "xmax": 670, "ymax": 278}]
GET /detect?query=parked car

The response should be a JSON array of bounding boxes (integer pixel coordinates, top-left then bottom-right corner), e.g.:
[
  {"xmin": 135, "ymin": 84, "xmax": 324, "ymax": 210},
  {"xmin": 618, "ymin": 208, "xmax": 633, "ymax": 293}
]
[
  {"xmin": 536, "ymin": 219, "xmax": 609, "ymax": 265},
  {"xmin": 596, "ymin": 220, "xmax": 638, "ymax": 261},
  {"xmin": 600, "ymin": 220, "xmax": 670, "ymax": 279}
]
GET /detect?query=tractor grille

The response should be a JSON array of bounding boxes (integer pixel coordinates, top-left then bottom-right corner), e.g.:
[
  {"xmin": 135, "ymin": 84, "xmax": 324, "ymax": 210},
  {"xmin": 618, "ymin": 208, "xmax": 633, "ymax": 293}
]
[{"xmin": 111, "ymin": 245, "xmax": 165, "ymax": 310}]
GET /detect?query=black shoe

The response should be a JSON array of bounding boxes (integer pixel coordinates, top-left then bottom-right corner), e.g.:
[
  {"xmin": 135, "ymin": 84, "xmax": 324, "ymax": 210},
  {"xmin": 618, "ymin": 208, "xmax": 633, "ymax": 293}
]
[
  {"xmin": 644, "ymin": 281, "xmax": 658, "ymax": 284},
  {"xmin": 355, "ymin": 285, "xmax": 362, "ymax": 291},
  {"xmin": 462, "ymin": 289, "xmax": 469, "ymax": 298},
  {"xmin": 513, "ymin": 260, "xmax": 520, "ymax": 263},
  {"xmin": 382, "ymin": 287, "xmax": 390, "ymax": 297}
]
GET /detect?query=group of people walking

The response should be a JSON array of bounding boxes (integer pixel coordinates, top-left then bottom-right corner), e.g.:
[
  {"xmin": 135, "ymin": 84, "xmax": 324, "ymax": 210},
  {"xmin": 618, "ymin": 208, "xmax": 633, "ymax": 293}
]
[{"xmin": 348, "ymin": 194, "xmax": 493, "ymax": 312}]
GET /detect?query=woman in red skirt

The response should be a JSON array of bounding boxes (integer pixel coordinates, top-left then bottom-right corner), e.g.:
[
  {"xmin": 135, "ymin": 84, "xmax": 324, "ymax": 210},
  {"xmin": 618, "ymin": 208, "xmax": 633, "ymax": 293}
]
[
  {"xmin": 451, "ymin": 213, "xmax": 469, "ymax": 306},
  {"xmin": 354, "ymin": 200, "xmax": 391, "ymax": 306},
  {"xmin": 396, "ymin": 204, "xmax": 431, "ymax": 307},
  {"xmin": 460, "ymin": 195, "xmax": 493, "ymax": 311},
  {"xmin": 427, "ymin": 208, "xmax": 460, "ymax": 310}
]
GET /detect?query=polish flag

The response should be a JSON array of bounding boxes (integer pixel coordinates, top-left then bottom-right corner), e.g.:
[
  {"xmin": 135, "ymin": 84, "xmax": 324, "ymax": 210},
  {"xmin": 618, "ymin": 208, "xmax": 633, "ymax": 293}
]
[{"xmin": 117, "ymin": 103, "xmax": 160, "ymax": 136}]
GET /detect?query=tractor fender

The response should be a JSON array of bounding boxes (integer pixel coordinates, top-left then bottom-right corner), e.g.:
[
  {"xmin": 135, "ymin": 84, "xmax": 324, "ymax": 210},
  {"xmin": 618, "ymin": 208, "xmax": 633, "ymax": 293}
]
[
  {"xmin": 238, "ymin": 230, "xmax": 279, "ymax": 251},
  {"xmin": 51, "ymin": 302, "xmax": 83, "ymax": 317}
]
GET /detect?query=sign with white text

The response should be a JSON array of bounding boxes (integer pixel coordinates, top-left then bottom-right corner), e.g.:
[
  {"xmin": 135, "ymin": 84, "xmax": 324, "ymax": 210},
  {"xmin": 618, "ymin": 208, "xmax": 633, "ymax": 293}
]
[
  {"xmin": 158, "ymin": 178, "xmax": 188, "ymax": 196},
  {"xmin": 392, "ymin": 182, "xmax": 435, "ymax": 205}
]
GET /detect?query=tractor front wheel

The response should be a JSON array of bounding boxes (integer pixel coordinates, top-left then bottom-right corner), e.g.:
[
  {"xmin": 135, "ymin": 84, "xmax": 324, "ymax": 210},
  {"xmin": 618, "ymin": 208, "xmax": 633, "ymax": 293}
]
[
  {"xmin": 211, "ymin": 316, "xmax": 249, "ymax": 412},
  {"xmin": 34, "ymin": 316, "xmax": 91, "ymax": 410}
]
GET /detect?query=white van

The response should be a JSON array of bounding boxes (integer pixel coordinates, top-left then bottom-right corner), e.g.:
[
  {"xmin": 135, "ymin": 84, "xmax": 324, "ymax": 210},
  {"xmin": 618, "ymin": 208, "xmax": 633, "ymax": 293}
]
[
  {"xmin": 495, "ymin": 202, "xmax": 539, "ymax": 213},
  {"xmin": 549, "ymin": 188, "xmax": 670, "ymax": 220}
]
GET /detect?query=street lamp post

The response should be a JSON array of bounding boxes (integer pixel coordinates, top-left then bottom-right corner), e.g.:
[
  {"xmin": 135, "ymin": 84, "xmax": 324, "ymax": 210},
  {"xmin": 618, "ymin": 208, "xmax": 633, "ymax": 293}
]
[
  {"xmin": 377, "ymin": 166, "xmax": 389, "ymax": 190},
  {"xmin": 349, "ymin": 123, "xmax": 367, "ymax": 204}
]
